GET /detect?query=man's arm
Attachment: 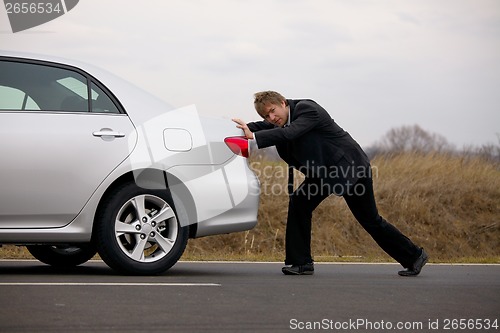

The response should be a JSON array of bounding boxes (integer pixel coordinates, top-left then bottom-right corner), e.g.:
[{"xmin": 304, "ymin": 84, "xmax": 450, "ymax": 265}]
[
  {"xmin": 247, "ymin": 121, "xmax": 275, "ymax": 132},
  {"xmin": 251, "ymin": 103, "xmax": 320, "ymax": 149},
  {"xmin": 232, "ymin": 118, "xmax": 277, "ymax": 140}
]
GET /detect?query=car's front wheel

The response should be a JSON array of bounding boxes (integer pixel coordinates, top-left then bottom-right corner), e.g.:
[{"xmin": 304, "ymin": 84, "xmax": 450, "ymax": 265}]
[
  {"xmin": 26, "ymin": 244, "xmax": 97, "ymax": 267},
  {"xmin": 95, "ymin": 182, "xmax": 189, "ymax": 275}
]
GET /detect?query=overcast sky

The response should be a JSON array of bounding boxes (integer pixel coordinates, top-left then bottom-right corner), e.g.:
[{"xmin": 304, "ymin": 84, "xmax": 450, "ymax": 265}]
[{"xmin": 1, "ymin": 0, "xmax": 499, "ymax": 148}]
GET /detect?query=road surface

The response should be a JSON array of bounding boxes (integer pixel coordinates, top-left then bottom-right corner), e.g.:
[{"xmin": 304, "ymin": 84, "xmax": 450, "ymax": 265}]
[{"xmin": 0, "ymin": 260, "xmax": 498, "ymax": 332}]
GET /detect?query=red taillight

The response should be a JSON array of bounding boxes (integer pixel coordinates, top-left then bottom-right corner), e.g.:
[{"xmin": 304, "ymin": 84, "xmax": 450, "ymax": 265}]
[{"xmin": 224, "ymin": 136, "xmax": 249, "ymax": 158}]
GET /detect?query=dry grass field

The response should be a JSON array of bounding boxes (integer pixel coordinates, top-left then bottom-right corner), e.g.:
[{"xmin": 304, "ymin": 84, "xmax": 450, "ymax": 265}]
[
  {"xmin": 184, "ymin": 152, "xmax": 500, "ymax": 263},
  {"xmin": 2, "ymin": 152, "xmax": 499, "ymax": 264}
]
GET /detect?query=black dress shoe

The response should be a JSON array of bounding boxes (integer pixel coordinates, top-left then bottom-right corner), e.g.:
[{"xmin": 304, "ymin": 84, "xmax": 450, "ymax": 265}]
[
  {"xmin": 398, "ymin": 248, "xmax": 428, "ymax": 277},
  {"xmin": 282, "ymin": 262, "xmax": 314, "ymax": 275}
]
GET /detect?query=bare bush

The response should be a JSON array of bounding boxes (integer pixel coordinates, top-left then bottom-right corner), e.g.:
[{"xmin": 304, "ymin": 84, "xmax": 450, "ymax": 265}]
[
  {"xmin": 462, "ymin": 134, "xmax": 500, "ymax": 163},
  {"xmin": 374, "ymin": 124, "xmax": 453, "ymax": 154}
]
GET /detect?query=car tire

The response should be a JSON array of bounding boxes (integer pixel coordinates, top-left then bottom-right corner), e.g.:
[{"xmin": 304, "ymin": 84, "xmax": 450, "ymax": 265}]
[
  {"xmin": 95, "ymin": 182, "xmax": 189, "ymax": 275},
  {"xmin": 26, "ymin": 244, "xmax": 97, "ymax": 267}
]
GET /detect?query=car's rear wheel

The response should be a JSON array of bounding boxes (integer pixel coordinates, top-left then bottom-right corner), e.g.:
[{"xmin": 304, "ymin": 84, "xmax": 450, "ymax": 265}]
[
  {"xmin": 26, "ymin": 244, "xmax": 97, "ymax": 267},
  {"xmin": 95, "ymin": 182, "xmax": 189, "ymax": 275}
]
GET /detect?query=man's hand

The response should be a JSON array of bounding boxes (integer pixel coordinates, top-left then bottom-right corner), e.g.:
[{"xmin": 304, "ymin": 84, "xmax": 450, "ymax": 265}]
[{"xmin": 232, "ymin": 118, "xmax": 254, "ymax": 140}]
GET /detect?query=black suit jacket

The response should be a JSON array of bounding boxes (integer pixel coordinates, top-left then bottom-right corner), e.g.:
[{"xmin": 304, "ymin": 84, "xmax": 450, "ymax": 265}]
[{"xmin": 247, "ymin": 99, "xmax": 371, "ymax": 195}]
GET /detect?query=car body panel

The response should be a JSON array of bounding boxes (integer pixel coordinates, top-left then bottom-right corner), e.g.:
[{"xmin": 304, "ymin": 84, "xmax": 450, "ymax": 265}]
[
  {"xmin": 0, "ymin": 112, "xmax": 136, "ymax": 228},
  {"xmin": 0, "ymin": 51, "xmax": 260, "ymax": 246}
]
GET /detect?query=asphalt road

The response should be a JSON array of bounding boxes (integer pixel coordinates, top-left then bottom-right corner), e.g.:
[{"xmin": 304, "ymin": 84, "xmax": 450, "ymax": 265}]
[{"xmin": 0, "ymin": 260, "xmax": 498, "ymax": 333}]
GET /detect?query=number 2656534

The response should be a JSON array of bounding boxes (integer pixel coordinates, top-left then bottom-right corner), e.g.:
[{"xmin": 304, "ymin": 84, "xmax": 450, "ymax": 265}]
[
  {"xmin": 443, "ymin": 318, "xmax": 498, "ymax": 330},
  {"xmin": 5, "ymin": 2, "xmax": 62, "ymax": 14}
]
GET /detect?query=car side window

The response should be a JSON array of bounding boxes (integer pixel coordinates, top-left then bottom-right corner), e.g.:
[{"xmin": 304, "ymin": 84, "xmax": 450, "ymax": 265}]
[
  {"xmin": 0, "ymin": 86, "xmax": 40, "ymax": 110},
  {"xmin": 55, "ymin": 75, "xmax": 90, "ymax": 111},
  {"xmin": 0, "ymin": 59, "xmax": 121, "ymax": 114},
  {"xmin": 90, "ymin": 82, "xmax": 120, "ymax": 114}
]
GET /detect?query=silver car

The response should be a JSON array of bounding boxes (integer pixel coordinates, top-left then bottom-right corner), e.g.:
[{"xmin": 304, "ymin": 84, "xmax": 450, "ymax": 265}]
[{"xmin": 0, "ymin": 51, "xmax": 259, "ymax": 275}]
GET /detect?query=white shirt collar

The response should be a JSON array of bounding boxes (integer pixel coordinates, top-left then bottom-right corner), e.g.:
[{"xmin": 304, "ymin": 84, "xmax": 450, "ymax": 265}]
[{"xmin": 286, "ymin": 105, "xmax": 291, "ymax": 127}]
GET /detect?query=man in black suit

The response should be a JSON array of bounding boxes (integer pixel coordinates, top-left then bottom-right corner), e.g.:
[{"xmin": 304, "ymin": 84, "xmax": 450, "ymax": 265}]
[{"xmin": 233, "ymin": 91, "xmax": 428, "ymax": 276}]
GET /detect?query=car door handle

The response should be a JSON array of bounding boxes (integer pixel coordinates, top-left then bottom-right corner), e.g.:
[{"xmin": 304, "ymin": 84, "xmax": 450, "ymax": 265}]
[{"xmin": 93, "ymin": 129, "xmax": 125, "ymax": 138}]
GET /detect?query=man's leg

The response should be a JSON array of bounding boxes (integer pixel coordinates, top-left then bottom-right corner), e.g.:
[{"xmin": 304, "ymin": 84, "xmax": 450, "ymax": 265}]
[
  {"xmin": 285, "ymin": 178, "xmax": 330, "ymax": 265},
  {"xmin": 343, "ymin": 177, "xmax": 421, "ymax": 268}
]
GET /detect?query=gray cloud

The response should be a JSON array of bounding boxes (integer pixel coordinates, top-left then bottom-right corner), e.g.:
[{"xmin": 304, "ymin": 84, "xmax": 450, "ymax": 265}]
[{"xmin": 1, "ymin": 0, "xmax": 498, "ymax": 147}]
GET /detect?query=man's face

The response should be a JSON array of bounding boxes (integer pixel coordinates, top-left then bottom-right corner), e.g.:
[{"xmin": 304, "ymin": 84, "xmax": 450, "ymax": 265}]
[{"xmin": 260, "ymin": 100, "xmax": 289, "ymax": 127}]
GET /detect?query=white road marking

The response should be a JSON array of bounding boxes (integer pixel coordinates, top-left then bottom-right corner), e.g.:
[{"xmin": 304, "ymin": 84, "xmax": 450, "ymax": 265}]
[{"xmin": 0, "ymin": 282, "xmax": 220, "ymax": 286}]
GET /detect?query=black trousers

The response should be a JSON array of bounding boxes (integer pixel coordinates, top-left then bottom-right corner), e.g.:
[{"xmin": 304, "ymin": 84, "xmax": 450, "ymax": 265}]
[{"xmin": 284, "ymin": 177, "xmax": 421, "ymax": 268}]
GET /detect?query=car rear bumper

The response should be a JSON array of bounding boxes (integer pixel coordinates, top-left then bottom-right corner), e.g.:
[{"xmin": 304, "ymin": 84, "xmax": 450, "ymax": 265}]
[{"xmin": 193, "ymin": 176, "xmax": 260, "ymax": 238}]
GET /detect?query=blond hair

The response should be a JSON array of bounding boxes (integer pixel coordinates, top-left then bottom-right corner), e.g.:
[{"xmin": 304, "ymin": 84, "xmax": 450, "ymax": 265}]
[{"xmin": 253, "ymin": 91, "xmax": 286, "ymax": 117}]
